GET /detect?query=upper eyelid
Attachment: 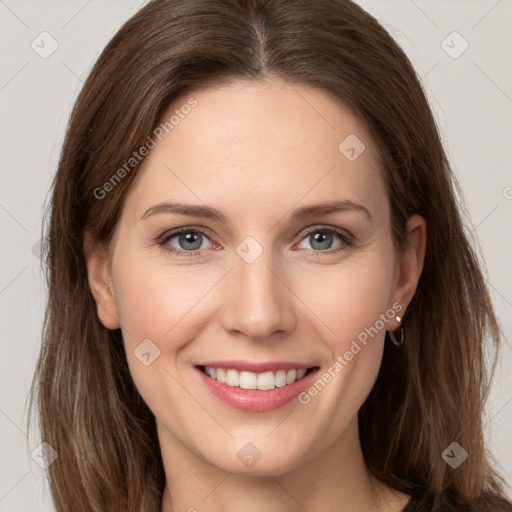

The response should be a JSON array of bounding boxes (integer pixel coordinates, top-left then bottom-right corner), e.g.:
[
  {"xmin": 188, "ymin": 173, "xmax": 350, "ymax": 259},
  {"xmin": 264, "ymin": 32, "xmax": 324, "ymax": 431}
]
[
  {"xmin": 159, "ymin": 225, "xmax": 215, "ymax": 241},
  {"xmin": 296, "ymin": 224, "xmax": 352, "ymax": 240}
]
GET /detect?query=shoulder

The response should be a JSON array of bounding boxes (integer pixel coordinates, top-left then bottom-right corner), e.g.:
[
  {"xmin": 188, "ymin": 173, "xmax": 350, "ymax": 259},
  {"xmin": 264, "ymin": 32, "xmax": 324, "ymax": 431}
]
[{"xmin": 403, "ymin": 490, "xmax": 512, "ymax": 511}]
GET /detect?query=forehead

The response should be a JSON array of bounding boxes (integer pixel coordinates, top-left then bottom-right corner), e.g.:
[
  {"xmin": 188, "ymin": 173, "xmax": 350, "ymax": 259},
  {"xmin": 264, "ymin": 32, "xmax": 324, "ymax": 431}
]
[{"xmin": 125, "ymin": 79, "xmax": 387, "ymax": 222}]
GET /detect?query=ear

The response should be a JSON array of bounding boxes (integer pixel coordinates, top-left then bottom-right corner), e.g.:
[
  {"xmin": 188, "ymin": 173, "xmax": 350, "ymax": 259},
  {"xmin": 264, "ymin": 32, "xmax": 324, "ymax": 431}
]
[
  {"xmin": 391, "ymin": 214, "xmax": 427, "ymax": 324},
  {"xmin": 83, "ymin": 231, "xmax": 121, "ymax": 330}
]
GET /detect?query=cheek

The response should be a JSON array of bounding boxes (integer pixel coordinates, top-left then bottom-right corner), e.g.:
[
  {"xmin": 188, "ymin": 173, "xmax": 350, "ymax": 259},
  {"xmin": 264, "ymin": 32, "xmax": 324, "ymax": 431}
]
[
  {"xmin": 111, "ymin": 250, "xmax": 217, "ymax": 414},
  {"xmin": 113, "ymin": 247, "xmax": 217, "ymax": 347},
  {"xmin": 294, "ymin": 255, "xmax": 394, "ymax": 350},
  {"xmin": 290, "ymin": 254, "xmax": 394, "ymax": 412},
  {"xmin": 287, "ymin": 264, "xmax": 392, "ymax": 451}
]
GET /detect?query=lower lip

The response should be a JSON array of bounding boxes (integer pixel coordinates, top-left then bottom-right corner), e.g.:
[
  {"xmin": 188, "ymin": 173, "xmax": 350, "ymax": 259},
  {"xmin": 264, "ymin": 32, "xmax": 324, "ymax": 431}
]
[{"xmin": 195, "ymin": 366, "xmax": 320, "ymax": 412}]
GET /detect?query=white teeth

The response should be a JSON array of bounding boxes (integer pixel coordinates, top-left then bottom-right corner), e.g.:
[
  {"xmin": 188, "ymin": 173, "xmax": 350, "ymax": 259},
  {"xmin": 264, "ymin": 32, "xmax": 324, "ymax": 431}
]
[
  {"xmin": 275, "ymin": 369, "xmax": 287, "ymax": 388},
  {"xmin": 225, "ymin": 369, "xmax": 239, "ymax": 387},
  {"xmin": 296, "ymin": 368, "xmax": 307, "ymax": 380},
  {"xmin": 202, "ymin": 366, "xmax": 310, "ymax": 390},
  {"xmin": 286, "ymin": 369, "xmax": 296, "ymax": 385},
  {"xmin": 216, "ymin": 368, "xmax": 226, "ymax": 384},
  {"xmin": 239, "ymin": 371, "xmax": 257, "ymax": 389},
  {"xmin": 257, "ymin": 371, "xmax": 275, "ymax": 390}
]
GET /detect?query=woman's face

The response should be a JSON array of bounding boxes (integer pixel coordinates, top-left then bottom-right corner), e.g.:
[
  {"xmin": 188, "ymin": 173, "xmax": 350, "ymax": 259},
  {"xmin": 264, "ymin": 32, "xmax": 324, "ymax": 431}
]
[{"xmin": 89, "ymin": 78, "xmax": 423, "ymax": 476}]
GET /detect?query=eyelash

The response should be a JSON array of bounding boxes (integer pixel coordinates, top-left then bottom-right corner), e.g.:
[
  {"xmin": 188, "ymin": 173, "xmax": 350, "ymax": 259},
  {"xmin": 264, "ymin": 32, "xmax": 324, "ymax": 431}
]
[{"xmin": 157, "ymin": 225, "xmax": 355, "ymax": 259}]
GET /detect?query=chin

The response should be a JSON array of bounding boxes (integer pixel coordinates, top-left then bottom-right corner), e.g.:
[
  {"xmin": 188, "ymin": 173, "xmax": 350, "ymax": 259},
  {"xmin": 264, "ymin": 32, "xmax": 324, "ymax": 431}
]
[{"xmin": 203, "ymin": 437, "xmax": 311, "ymax": 476}]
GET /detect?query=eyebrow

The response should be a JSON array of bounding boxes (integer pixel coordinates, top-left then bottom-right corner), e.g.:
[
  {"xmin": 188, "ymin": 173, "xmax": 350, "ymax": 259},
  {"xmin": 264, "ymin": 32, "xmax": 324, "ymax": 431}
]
[{"xmin": 140, "ymin": 200, "xmax": 372, "ymax": 224}]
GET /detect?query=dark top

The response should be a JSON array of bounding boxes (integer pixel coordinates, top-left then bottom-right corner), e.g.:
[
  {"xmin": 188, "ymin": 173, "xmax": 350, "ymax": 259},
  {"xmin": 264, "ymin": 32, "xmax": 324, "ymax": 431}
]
[{"xmin": 401, "ymin": 489, "xmax": 512, "ymax": 511}]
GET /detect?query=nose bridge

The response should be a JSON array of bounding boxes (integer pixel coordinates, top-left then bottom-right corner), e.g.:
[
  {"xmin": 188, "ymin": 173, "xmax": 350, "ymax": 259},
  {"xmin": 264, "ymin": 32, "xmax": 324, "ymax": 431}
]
[{"xmin": 220, "ymin": 237, "xmax": 296, "ymax": 339}]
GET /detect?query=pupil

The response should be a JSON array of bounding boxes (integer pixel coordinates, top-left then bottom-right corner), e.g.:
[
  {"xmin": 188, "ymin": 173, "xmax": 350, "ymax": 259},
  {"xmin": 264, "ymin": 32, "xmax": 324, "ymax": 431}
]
[{"xmin": 311, "ymin": 231, "xmax": 332, "ymax": 250}]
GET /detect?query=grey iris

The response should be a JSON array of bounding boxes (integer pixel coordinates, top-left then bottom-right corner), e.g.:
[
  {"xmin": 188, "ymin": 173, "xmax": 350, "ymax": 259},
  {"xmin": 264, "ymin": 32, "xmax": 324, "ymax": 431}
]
[
  {"xmin": 310, "ymin": 231, "xmax": 332, "ymax": 250},
  {"xmin": 179, "ymin": 231, "xmax": 202, "ymax": 250}
]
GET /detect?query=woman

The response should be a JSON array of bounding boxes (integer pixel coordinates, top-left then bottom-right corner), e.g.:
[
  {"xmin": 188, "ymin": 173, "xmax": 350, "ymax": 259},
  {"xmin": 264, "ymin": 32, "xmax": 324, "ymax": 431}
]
[{"xmin": 29, "ymin": 0, "xmax": 512, "ymax": 510}]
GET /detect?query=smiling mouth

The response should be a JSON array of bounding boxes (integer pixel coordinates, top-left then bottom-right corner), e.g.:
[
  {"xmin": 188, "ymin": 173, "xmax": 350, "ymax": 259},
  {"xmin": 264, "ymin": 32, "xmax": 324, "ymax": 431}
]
[{"xmin": 197, "ymin": 365, "xmax": 318, "ymax": 391}]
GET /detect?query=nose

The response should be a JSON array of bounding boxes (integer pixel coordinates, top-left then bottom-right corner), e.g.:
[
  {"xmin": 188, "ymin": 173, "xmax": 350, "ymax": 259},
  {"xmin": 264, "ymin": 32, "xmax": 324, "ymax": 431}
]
[{"xmin": 219, "ymin": 247, "xmax": 297, "ymax": 341}]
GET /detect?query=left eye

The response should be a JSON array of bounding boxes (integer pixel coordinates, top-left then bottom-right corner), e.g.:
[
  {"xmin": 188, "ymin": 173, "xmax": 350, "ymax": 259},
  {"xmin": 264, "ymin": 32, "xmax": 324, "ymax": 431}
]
[{"xmin": 296, "ymin": 228, "xmax": 351, "ymax": 251}]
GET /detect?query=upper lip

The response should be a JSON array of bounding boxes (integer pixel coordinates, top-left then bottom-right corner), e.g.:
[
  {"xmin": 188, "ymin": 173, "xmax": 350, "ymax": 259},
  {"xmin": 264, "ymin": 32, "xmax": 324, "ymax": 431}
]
[{"xmin": 196, "ymin": 360, "xmax": 316, "ymax": 373}]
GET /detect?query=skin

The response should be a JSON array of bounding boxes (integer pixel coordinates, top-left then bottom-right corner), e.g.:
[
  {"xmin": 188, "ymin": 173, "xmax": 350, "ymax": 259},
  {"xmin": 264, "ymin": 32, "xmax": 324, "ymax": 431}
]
[{"xmin": 85, "ymin": 78, "xmax": 426, "ymax": 512}]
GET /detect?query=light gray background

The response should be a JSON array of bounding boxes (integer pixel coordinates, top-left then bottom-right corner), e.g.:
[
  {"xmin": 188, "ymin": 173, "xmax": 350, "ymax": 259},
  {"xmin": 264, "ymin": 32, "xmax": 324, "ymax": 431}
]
[{"xmin": 1, "ymin": 0, "xmax": 511, "ymax": 509}]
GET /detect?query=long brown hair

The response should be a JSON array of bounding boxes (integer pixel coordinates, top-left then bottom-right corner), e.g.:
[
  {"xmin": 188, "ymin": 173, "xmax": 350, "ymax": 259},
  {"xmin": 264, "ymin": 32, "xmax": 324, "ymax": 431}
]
[{"xmin": 28, "ymin": 0, "xmax": 510, "ymax": 510}]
